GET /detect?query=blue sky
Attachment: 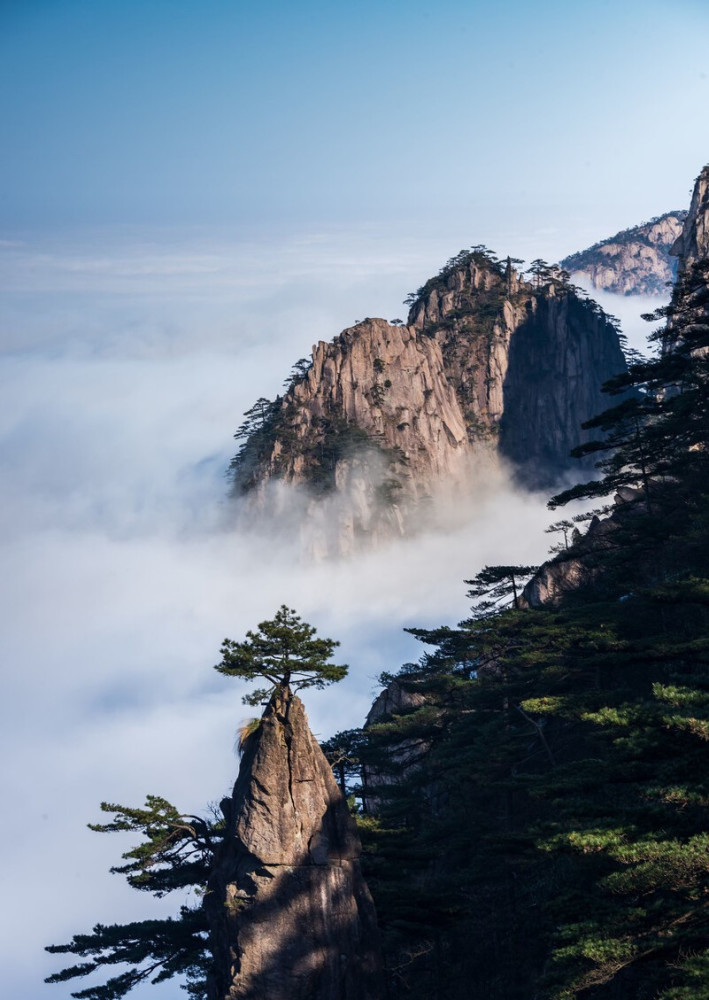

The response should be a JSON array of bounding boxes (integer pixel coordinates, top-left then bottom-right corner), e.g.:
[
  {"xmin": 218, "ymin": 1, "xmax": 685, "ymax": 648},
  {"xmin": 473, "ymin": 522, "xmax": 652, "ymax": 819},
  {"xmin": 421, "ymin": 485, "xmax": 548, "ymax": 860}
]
[
  {"xmin": 2, "ymin": 0, "xmax": 708, "ymax": 232},
  {"xmin": 2, "ymin": 2, "xmax": 709, "ymax": 998}
]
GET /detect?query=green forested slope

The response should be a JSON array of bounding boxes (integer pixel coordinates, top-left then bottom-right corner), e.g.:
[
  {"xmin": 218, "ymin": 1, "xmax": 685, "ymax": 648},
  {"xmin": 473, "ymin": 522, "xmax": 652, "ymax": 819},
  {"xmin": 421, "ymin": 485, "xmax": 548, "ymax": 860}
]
[{"xmin": 348, "ymin": 252, "xmax": 709, "ymax": 999}]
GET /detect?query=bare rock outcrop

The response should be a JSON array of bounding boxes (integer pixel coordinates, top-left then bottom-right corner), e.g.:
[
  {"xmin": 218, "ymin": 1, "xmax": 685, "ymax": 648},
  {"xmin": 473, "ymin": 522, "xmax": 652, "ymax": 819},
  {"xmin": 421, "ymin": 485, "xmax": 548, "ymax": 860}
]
[
  {"xmin": 671, "ymin": 167, "xmax": 709, "ymax": 270},
  {"xmin": 365, "ymin": 678, "xmax": 427, "ymax": 726},
  {"xmin": 230, "ymin": 252, "xmax": 627, "ymax": 552},
  {"xmin": 520, "ymin": 485, "xmax": 648, "ymax": 608},
  {"xmin": 361, "ymin": 678, "xmax": 430, "ymax": 816},
  {"xmin": 520, "ymin": 513, "xmax": 615, "ymax": 607},
  {"xmin": 206, "ymin": 690, "xmax": 383, "ymax": 1000},
  {"xmin": 561, "ymin": 211, "xmax": 687, "ymax": 295}
]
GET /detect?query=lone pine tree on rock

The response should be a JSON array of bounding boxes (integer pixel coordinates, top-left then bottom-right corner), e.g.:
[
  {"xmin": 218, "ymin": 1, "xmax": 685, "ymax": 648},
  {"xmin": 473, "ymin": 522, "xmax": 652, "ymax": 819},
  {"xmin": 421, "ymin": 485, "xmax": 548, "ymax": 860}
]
[
  {"xmin": 44, "ymin": 608, "xmax": 382, "ymax": 1000},
  {"xmin": 215, "ymin": 604, "xmax": 348, "ymax": 705},
  {"xmin": 207, "ymin": 688, "xmax": 383, "ymax": 1000},
  {"xmin": 207, "ymin": 607, "xmax": 382, "ymax": 1000}
]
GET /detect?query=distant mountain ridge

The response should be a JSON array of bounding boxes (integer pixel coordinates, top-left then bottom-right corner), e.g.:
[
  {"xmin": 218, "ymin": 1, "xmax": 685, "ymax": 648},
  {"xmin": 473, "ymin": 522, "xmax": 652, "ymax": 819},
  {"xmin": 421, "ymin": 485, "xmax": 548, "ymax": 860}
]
[{"xmin": 560, "ymin": 210, "xmax": 687, "ymax": 295}]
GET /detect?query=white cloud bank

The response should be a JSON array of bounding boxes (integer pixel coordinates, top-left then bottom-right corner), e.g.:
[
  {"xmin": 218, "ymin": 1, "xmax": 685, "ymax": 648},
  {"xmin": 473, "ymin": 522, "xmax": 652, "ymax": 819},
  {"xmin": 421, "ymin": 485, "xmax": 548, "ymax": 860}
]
[{"xmin": 0, "ymin": 225, "xmax": 656, "ymax": 1000}]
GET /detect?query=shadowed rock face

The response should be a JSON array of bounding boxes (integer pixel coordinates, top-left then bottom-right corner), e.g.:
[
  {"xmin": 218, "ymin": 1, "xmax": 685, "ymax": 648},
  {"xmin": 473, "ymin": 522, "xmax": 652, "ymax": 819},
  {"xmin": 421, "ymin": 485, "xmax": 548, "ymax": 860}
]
[
  {"xmin": 498, "ymin": 287, "xmax": 627, "ymax": 486},
  {"xmin": 361, "ymin": 679, "xmax": 429, "ymax": 816},
  {"xmin": 665, "ymin": 165, "xmax": 709, "ymax": 369},
  {"xmin": 206, "ymin": 690, "xmax": 383, "ymax": 1000}
]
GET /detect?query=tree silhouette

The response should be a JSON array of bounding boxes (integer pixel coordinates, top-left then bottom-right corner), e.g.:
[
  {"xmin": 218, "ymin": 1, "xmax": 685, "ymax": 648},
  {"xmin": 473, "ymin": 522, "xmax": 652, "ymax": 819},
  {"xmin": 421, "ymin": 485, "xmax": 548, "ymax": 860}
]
[{"xmin": 465, "ymin": 564, "xmax": 538, "ymax": 615}]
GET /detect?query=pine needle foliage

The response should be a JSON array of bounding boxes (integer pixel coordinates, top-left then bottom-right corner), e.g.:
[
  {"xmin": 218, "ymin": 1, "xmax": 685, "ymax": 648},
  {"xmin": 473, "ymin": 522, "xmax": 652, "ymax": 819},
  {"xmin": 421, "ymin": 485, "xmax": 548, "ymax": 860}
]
[
  {"xmin": 45, "ymin": 797, "xmax": 220, "ymax": 999},
  {"xmin": 214, "ymin": 604, "xmax": 348, "ymax": 706}
]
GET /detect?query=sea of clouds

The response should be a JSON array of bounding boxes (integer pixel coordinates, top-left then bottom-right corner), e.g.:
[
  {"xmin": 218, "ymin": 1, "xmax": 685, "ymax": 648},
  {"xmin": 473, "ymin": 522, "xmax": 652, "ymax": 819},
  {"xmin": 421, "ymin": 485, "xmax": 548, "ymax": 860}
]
[{"xmin": 0, "ymin": 225, "xmax": 658, "ymax": 999}]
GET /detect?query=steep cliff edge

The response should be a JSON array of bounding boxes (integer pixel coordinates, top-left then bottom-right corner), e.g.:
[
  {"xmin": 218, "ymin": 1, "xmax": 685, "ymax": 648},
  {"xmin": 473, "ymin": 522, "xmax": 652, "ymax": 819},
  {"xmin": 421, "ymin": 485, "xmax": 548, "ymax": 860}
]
[
  {"xmin": 523, "ymin": 167, "xmax": 709, "ymax": 608},
  {"xmin": 229, "ymin": 250, "xmax": 626, "ymax": 552},
  {"xmin": 206, "ymin": 690, "xmax": 383, "ymax": 1000},
  {"xmin": 670, "ymin": 166, "xmax": 709, "ymax": 272},
  {"xmin": 560, "ymin": 211, "xmax": 686, "ymax": 295}
]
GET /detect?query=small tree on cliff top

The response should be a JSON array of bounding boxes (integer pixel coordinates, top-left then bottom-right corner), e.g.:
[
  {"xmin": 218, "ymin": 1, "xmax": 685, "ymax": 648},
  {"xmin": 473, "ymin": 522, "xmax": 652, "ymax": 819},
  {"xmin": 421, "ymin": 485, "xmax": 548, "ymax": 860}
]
[
  {"xmin": 215, "ymin": 605, "xmax": 348, "ymax": 705},
  {"xmin": 45, "ymin": 609, "xmax": 348, "ymax": 1000}
]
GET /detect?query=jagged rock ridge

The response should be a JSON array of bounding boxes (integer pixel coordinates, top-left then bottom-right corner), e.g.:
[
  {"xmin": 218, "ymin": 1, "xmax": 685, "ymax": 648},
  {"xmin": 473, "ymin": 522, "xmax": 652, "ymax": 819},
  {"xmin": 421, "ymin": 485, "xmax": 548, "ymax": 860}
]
[
  {"xmin": 230, "ymin": 250, "xmax": 627, "ymax": 552},
  {"xmin": 560, "ymin": 211, "xmax": 687, "ymax": 295},
  {"xmin": 206, "ymin": 690, "xmax": 383, "ymax": 1000}
]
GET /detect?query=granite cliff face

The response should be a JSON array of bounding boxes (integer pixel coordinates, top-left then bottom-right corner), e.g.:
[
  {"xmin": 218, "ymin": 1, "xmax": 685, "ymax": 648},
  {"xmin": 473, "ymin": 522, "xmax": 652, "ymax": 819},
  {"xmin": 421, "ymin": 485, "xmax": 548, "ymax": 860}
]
[
  {"xmin": 560, "ymin": 211, "xmax": 687, "ymax": 295},
  {"xmin": 206, "ymin": 690, "xmax": 383, "ymax": 1000},
  {"xmin": 670, "ymin": 167, "xmax": 709, "ymax": 273},
  {"xmin": 664, "ymin": 167, "xmax": 709, "ymax": 363},
  {"xmin": 230, "ymin": 250, "xmax": 626, "ymax": 552},
  {"xmin": 496, "ymin": 286, "xmax": 626, "ymax": 482}
]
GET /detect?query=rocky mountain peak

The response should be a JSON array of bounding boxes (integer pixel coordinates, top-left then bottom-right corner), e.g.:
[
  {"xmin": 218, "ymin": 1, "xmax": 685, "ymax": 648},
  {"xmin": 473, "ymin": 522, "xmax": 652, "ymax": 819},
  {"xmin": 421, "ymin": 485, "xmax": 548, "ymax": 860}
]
[
  {"xmin": 229, "ymin": 249, "xmax": 627, "ymax": 554},
  {"xmin": 522, "ymin": 168, "xmax": 709, "ymax": 611},
  {"xmin": 406, "ymin": 251, "xmax": 515, "ymax": 328},
  {"xmin": 206, "ymin": 689, "xmax": 383, "ymax": 1000}
]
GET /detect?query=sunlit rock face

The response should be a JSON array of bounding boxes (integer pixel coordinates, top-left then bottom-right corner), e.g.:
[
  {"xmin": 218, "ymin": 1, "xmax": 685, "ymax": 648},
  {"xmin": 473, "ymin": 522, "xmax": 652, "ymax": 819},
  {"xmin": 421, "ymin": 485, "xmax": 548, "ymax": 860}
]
[
  {"xmin": 561, "ymin": 211, "xmax": 687, "ymax": 295},
  {"xmin": 206, "ymin": 690, "xmax": 383, "ymax": 1000},
  {"xmin": 231, "ymin": 255, "xmax": 626, "ymax": 552}
]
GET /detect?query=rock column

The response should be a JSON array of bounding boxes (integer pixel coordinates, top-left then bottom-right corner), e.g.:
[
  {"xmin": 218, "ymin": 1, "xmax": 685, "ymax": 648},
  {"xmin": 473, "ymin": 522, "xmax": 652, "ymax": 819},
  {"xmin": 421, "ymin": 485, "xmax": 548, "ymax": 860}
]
[{"xmin": 206, "ymin": 689, "xmax": 383, "ymax": 1000}]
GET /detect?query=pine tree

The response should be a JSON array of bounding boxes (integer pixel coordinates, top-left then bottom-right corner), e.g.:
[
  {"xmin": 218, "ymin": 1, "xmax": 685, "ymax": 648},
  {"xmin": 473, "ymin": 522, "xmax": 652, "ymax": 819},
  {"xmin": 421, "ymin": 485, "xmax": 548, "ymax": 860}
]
[
  {"xmin": 464, "ymin": 564, "xmax": 538, "ymax": 615},
  {"xmin": 320, "ymin": 727, "xmax": 367, "ymax": 797},
  {"xmin": 44, "ymin": 797, "xmax": 219, "ymax": 1000},
  {"xmin": 214, "ymin": 604, "xmax": 348, "ymax": 705}
]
